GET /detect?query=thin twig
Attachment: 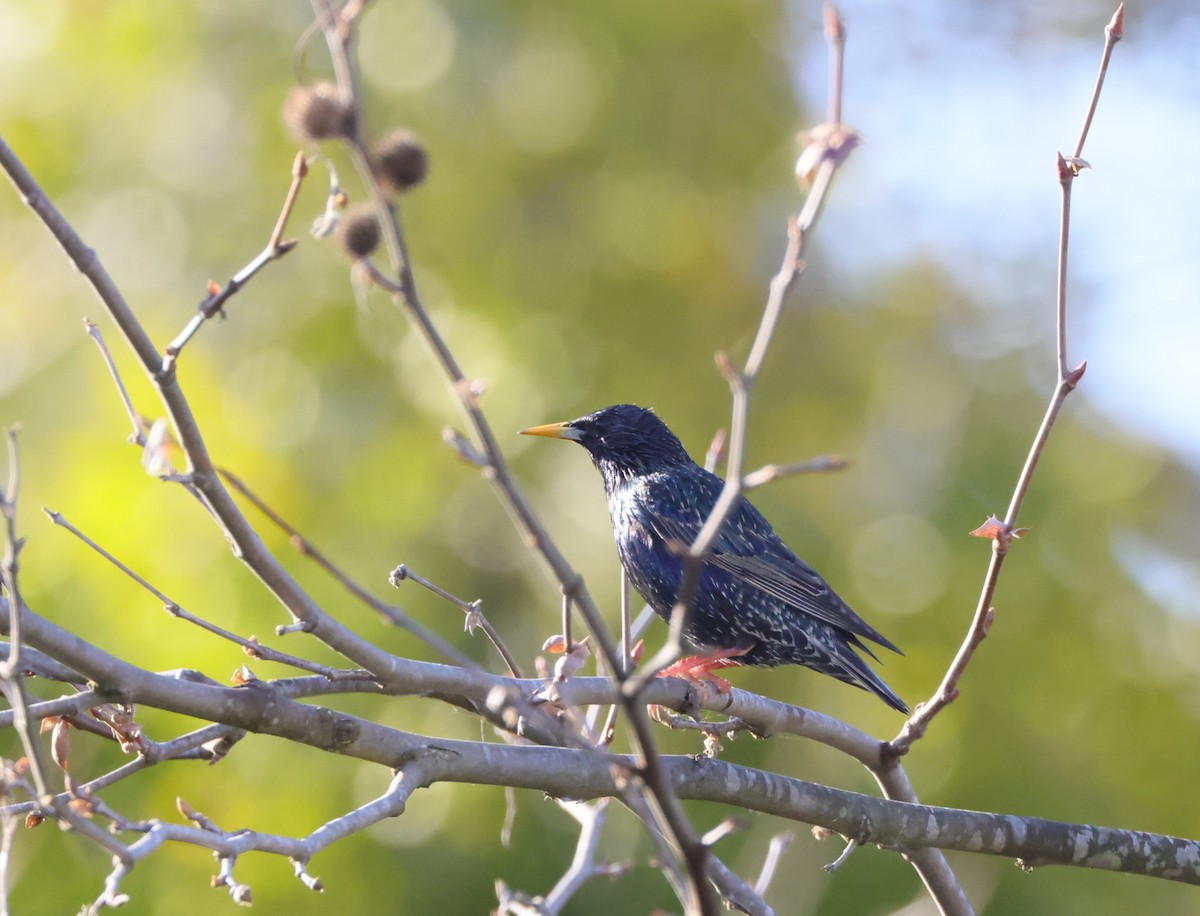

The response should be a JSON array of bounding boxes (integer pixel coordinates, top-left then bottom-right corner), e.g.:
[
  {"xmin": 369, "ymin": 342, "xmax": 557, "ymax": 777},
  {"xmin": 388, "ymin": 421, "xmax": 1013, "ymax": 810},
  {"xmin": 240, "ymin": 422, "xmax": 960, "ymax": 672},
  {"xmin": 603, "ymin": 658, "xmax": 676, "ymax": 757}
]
[
  {"xmin": 753, "ymin": 832, "xmax": 794, "ymax": 896},
  {"xmin": 388, "ymin": 563, "xmax": 521, "ymax": 677},
  {"xmin": 824, "ymin": 2, "xmax": 845, "ymax": 127},
  {"xmin": 560, "ymin": 588, "xmax": 574, "ymax": 658},
  {"xmin": 0, "ymin": 441, "xmax": 67, "ymax": 854},
  {"xmin": 0, "ymin": 806, "xmax": 17, "ymax": 916},
  {"xmin": 890, "ymin": 5, "xmax": 1121, "ymax": 759},
  {"xmin": 823, "ymin": 836, "xmax": 859, "ymax": 872},
  {"xmin": 742, "ymin": 454, "xmax": 848, "ymax": 489},
  {"xmin": 83, "ymin": 319, "xmax": 144, "ymax": 446},
  {"xmin": 619, "ymin": 569, "xmax": 631, "ymax": 675},
  {"xmin": 541, "ymin": 800, "xmax": 621, "ymax": 914},
  {"xmin": 0, "ymin": 429, "xmax": 22, "ymax": 680},
  {"xmin": 162, "ymin": 152, "xmax": 309, "ymax": 367},
  {"xmin": 629, "ymin": 6, "xmax": 861, "ymax": 685},
  {"xmin": 1073, "ymin": 4, "xmax": 1123, "ymax": 160},
  {"xmin": 42, "ymin": 508, "xmax": 368, "ymax": 680},
  {"xmin": 306, "ymin": 1, "xmax": 626, "ymax": 685},
  {"xmin": 217, "ymin": 467, "xmax": 478, "ymax": 671},
  {"xmin": 700, "ymin": 817, "xmax": 743, "ymax": 847}
]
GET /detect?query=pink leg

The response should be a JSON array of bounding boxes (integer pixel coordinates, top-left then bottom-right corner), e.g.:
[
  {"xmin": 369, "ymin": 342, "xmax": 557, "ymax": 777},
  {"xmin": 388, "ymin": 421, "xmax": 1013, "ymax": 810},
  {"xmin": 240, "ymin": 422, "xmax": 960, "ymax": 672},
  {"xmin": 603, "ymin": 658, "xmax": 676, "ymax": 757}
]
[{"xmin": 657, "ymin": 646, "xmax": 752, "ymax": 696}]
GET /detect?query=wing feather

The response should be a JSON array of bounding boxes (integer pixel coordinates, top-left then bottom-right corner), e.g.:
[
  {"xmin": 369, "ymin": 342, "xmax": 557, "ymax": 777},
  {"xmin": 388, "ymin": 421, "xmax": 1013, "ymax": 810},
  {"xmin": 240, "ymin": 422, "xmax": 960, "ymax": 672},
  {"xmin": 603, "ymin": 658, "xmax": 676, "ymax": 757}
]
[{"xmin": 640, "ymin": 474, "xmax": 901, "ymax": 654}]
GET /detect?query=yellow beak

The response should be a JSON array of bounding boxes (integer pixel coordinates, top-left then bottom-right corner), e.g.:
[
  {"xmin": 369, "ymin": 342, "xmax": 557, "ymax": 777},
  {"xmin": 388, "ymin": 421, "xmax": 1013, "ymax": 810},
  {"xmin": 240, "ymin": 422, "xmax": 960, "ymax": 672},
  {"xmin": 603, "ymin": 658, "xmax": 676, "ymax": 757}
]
[{"xmin": 520, "ymin": 420, "xmax": 582, "ymax": 441}]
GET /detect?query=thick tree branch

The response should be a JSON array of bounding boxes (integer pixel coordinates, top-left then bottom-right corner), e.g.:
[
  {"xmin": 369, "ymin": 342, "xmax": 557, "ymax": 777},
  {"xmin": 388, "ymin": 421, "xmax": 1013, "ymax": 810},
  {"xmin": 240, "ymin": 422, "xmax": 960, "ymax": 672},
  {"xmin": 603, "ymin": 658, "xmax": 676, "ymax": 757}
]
[{"xmin": 6, "ymin": 595, "xmax": 1194, "ymax": 891}]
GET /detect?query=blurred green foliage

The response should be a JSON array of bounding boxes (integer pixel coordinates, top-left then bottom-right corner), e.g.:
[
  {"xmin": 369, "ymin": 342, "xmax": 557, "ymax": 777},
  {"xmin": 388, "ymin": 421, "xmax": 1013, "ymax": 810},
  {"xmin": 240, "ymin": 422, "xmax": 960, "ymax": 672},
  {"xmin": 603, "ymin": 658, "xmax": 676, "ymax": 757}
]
[{"xmin": 1, "ymin": 1, "xmax": 1198, "ymax": 913}]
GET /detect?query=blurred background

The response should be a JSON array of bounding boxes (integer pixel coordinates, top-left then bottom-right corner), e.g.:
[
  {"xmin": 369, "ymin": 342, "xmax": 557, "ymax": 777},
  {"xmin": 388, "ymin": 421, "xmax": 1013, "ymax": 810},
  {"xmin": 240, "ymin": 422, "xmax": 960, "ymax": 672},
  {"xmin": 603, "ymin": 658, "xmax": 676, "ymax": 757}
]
[{"xmin": 1, "ymin": 0, "xmax": 1198, "ymax": 913}]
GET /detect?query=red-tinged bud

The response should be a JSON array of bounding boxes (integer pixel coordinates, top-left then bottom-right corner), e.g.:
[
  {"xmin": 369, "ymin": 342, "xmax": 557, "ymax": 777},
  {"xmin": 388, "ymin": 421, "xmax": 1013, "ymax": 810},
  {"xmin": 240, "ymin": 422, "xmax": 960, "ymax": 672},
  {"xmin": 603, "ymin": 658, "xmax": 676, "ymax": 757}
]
[
  {"xmin": 1056, "ymin": 151, "xmax": 1071, "ymax": 182},
  {"xmin": 177, "ymin": 797, "xmax": 199, "ymax": 821},
  {"xmin": 823, "ymin": 2, "xmax": 845, "ymax": 44},
  {"xmin": 969, "ymin": 515, "xmax": 1010, "ymax": 541},
  {"xmin": 1107, "ymin": 4, "xmax": 1124, "ymax": 41},
  {"xmin": 51, "ymin": 719, "xmax": 70, "ymax": 771},
  {"xmin": 1066, "ymin": 359, "xmax": 1087, "ymax": 387},
  {"xmin": 231, "ymin": 665, "xmax": 256, "ymax": 686}
]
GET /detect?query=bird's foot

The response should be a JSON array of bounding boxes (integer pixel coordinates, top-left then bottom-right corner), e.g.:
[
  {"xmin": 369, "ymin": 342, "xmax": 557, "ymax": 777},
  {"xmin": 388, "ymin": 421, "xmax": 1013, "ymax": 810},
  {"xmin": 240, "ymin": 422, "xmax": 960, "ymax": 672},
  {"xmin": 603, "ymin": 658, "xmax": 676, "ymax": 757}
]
[
  {"xmin": 660, "ymin": 649, "xmax": 747, "ymax": 692},
  {"xmin": 649, "ymin": 648, "xmax": 750, "ymax": 721}
]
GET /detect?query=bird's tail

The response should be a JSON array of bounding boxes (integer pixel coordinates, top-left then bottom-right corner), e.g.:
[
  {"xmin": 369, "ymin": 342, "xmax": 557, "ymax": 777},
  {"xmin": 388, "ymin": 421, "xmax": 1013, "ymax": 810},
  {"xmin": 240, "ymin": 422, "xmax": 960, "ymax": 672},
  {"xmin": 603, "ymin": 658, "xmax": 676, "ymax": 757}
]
[{"xmin": 830, "ymin": 643, "xmax": 908, "ymax": 713}]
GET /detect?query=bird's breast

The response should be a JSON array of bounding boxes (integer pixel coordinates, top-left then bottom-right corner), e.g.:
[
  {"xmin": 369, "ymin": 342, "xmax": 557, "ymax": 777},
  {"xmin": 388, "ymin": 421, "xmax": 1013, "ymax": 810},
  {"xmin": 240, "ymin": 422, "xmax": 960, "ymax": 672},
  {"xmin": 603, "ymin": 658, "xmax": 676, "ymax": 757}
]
[{"xmin": 607, "ymin": 478, "xmax": 682, "ymax": 615}]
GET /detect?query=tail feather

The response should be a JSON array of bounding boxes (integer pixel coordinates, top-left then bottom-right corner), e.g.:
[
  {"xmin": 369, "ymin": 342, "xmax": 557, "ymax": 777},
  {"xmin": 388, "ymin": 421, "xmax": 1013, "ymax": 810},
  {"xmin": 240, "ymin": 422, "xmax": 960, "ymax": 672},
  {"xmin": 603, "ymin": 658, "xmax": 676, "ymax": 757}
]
[{"xmin": 829, "ymin": 645, "xmax": 908, "ymax": 713}]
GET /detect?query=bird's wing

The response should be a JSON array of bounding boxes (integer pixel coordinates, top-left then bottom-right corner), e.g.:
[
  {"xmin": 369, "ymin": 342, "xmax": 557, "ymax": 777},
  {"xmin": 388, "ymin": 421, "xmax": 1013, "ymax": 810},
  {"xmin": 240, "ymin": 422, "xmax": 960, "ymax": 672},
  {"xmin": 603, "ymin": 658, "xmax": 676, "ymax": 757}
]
[
  {"xmin": 644, "ymin": 480, "xmax": 901, "ymax": 654},
  {"xmin": 704, "ymin": 550, "xmax": 900, "ymax": 654}
]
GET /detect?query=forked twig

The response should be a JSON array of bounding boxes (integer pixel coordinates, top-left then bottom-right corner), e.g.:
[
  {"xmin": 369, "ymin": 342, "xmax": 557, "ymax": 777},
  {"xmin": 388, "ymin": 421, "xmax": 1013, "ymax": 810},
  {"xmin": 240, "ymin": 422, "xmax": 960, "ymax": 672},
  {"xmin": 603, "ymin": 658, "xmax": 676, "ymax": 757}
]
[
  {"xmin": 162, "ymin": 152, "xmax": 309, "ymax": 368},
  {"xmin": 389, "ymin": 564, "xmax": 522, "ymax": 677},
  {"xmin": 217, "ymin": 468, "xmax": 478, "ymax": 670}
]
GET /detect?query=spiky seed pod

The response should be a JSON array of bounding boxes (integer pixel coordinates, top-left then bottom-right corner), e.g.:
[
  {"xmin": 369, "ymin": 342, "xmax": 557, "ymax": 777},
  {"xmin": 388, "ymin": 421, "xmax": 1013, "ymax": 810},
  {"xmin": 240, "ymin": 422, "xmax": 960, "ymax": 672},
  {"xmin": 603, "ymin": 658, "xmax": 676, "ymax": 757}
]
[
  {"xmin": 371, "ymin": 128, "xmax": 429, "ymax": 193},
  {"xmin": 282, "ymin": 82, "xmax": 355, "ymax": 142},
  {"xmin": 334, "ymin": 206, "xmax": 380, "ymax": 259}
]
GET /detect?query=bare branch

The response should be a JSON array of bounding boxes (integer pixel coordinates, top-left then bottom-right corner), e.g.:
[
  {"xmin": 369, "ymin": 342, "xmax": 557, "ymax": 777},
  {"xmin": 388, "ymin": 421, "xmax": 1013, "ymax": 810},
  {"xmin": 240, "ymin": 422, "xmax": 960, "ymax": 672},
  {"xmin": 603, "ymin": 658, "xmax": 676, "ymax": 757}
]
[
  {"xmin": 0, "ymin": 803, "xmax": 17, "ymax": 916},
  {"xmin": 0, "ymin": 428, "xmax": 23, "ymax": 681},
  {"xmin": 82, "ymin": 319, "xmax": 144, "ymax": 446},
  {"xmin": 42, "ymin": 508, "xmax": 361, "ymax": 680},
  {"xmin": 0, "ymin": 132, "xmax": 414, "ymax": 684},
  {"xmin": 753, "ymin": 832, "xmax": 794, "ymax": 896},
  {"xmin": 389, "ymin": 563, "xmax": 521, "ymax": 677},
  {"xmin": 539, "ymin": 800, "xmax": 622, "ymax": 914},
  {"xmin": 162, "ymin": 152, "xmax": 309, "ymax": 366},
  {"xmin": 742, "ymin": 454, "xmax": 848, "ymax": 489},
  {"xmin": 891, "ymin": 8, "xmax": 1120, "ymax": 758},
  {"xmin": 216, "ymin": 467, "xmax": 477, "ymax": 670},
  {"xmin": 1073, "ymin": 4, "xmax": 1124, "ymax": 160}
]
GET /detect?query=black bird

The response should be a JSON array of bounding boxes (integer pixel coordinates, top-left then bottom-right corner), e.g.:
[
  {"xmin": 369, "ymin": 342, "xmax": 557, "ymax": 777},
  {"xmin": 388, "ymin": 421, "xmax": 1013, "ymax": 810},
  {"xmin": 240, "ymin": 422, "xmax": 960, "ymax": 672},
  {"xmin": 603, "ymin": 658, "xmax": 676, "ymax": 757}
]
[{"xmin": 521, "ymin": 404, "xmax": 907, "ymax": 713}]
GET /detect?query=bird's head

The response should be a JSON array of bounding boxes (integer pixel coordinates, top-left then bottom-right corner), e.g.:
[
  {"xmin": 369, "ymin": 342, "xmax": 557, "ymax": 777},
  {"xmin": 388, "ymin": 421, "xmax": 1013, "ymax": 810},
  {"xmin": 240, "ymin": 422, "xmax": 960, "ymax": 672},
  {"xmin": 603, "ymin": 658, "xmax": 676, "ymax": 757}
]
[{"xmin": 521, "ymin": 404, "xmax": 694, "ymax": 484}]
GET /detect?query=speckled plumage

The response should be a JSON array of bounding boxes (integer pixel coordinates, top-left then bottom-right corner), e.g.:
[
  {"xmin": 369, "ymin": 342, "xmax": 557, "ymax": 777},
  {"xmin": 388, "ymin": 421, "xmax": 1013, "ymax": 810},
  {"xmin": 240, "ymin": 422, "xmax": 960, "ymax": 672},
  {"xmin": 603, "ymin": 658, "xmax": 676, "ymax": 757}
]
[{"xmin": 525, "ymin": 404, "xmax": 907, "ymax": 713}]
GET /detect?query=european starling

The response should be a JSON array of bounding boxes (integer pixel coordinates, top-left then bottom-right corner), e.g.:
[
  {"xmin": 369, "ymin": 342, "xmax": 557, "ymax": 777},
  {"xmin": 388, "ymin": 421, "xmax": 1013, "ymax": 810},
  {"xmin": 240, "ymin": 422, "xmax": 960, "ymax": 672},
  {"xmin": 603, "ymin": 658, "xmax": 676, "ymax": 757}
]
[{"xmin": 521, "ymin": 404, "xmax": 907, "ymax": 713}]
